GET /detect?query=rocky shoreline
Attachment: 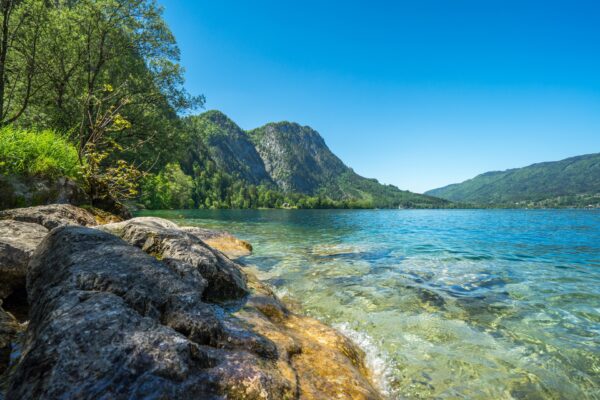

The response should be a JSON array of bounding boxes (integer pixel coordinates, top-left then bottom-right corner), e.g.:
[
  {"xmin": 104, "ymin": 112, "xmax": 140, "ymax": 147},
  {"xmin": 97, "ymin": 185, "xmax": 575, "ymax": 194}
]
[{"xmin": 0, "ymin": 204, "xmax": 381, "ymax": 399}]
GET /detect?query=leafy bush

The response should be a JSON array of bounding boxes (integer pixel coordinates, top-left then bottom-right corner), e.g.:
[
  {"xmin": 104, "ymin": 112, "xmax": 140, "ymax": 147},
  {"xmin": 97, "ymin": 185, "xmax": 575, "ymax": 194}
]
[{"xmin": 0, "ymin": 126, "xmax": 80, "ymax": 179}]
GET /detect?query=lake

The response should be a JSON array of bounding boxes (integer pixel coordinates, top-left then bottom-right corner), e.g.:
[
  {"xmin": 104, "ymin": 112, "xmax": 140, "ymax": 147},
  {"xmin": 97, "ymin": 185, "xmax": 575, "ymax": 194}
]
[{"xmin": 138, "ymin": 209, "xmax": 600, "ymax": 399}]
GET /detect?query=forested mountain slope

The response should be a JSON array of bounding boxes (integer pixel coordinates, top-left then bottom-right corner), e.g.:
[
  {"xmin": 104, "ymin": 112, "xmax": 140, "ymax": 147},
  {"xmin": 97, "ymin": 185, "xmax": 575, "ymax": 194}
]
[
  {"xmin": 183, "ymin": 111, "xmax": 273, "ymax": 185},
  {"xmin": 180, "ymin": 111, "xmax": 450, "ymax": 208},
  {"xmin": 426, "ymin": 153, "xmax": 600, "ymax": 206}
]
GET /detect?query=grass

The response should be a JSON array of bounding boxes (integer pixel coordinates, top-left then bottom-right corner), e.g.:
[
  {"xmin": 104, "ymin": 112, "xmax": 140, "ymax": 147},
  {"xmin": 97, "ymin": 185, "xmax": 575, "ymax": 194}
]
[{"xmin": 0, "ymin": 126, "xmax": 80, "ymax": 179}]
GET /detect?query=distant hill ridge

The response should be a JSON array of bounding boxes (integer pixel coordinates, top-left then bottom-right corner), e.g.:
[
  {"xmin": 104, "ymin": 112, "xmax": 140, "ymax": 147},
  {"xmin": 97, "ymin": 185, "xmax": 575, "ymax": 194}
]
[
  {"xmin": 182, "ymin": 110, "xmax": 449, "ymax": 208},
  {"xmin": 426, "ymin": 153, "xmax": 600, "ymax": 206}
]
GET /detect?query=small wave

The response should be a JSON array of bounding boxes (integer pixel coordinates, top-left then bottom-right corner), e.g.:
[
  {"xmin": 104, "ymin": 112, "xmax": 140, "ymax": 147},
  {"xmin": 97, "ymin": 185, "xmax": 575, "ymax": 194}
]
[
  {"xmin": 333, "ymin": 322, "xmax": 394, "ymax": 398},
  {"xmin": 271, "ymin": 286, "xmax": 290, "ymax": 299}
]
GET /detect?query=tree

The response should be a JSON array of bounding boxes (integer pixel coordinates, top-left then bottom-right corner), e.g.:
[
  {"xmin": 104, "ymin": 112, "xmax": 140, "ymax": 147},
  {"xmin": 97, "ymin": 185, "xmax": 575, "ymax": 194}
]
[
  {"xmin": 0, "ymin": 0, "xmax": 47, "ymax": 125},
  {"xmin": 36, "ymin": 0, "xmax": 203, "ymax": 166},
  {"xmin": 140, "ymin": 163, "xmax": 193, "ymax": 209},
  {"xmin": 22, "ymin": 0, "xmax": 202, "ymax": 208}
]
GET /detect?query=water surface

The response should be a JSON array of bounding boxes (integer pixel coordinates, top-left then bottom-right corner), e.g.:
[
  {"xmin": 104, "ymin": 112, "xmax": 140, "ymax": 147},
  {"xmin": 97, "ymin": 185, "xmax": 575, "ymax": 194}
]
[{"xmin": 139, "ymin": 209, "xmax": 600, "ymax": 399}]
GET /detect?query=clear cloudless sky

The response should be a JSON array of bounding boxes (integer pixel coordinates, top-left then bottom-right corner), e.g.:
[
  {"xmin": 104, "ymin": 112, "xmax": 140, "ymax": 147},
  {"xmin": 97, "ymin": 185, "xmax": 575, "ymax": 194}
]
[{"xmin": 158, "ymin": 0, "xmax": 600, "ymax": 193}]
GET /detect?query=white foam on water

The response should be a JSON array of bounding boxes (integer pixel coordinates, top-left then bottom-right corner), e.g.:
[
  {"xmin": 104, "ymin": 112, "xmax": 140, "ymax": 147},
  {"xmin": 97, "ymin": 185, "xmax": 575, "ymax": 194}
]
[
  {"xmin": 333, "ymin": 322, "xmax": 394, "ymax": 398},
  {"xmin": 272, "ymin": 286, "xmax": 291, "ymax": 299}
]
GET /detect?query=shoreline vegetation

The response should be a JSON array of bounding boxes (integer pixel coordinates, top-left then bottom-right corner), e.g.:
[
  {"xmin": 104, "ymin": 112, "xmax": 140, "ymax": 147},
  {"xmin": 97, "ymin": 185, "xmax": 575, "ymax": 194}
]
[
  {"xmin": 1, "ymin": 124, "xmax": 597, "ymax": 211},
  {"xmin": 1, "ymin": 123, "xmax": 598, "ymax": 211}
]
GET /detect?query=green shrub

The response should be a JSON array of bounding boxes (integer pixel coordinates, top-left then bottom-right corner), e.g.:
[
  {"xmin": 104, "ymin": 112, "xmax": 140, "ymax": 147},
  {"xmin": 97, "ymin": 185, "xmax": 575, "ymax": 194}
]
[{"xmin": 0, "ymin": 126, "xmax": 80, "ymax": 179}]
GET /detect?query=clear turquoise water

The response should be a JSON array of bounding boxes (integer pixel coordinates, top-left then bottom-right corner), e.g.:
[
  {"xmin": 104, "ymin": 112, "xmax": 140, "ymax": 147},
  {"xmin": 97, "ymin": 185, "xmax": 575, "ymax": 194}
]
[{"xmin": 139, "ymin": 209, "xmax": 600, "ymax": 399}]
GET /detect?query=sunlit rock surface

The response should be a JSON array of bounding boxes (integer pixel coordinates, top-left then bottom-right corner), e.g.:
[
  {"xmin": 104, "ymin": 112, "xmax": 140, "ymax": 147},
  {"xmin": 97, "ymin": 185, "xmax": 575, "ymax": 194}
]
[
  {"xmin": 98, "ymin": 217, "xmax": 249, "ymax": 301},
  {"xmin": 0, "ymin": 208, "xmax": 380, "ymax": 399}
]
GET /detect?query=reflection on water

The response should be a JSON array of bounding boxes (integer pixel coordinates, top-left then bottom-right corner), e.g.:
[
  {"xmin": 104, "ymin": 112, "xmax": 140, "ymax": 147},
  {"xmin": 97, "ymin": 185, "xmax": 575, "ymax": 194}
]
[{"xmin": 139, "ymin": 209, "xmax": 600, "ymax": 399}]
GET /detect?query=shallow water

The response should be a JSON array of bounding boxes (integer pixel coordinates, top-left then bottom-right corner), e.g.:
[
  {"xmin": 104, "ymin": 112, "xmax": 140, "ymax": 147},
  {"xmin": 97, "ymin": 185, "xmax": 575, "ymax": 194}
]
[{"xmin": 139, "ymin": 209, "xmax": 600, "ymax": 399}]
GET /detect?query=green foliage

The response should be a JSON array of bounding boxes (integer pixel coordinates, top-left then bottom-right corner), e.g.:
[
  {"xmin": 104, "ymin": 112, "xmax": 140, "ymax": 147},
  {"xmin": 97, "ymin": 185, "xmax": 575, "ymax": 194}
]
[
  {"xmin": 0, "ymin": 0, "xmax": 49, "ymax": 125},
  {"xmin": 0, "ymin": 0, "xmax": 202, "ymax": 210},
  {"xmin": 0, "ymin": 126, "xmax": 80, "ymax": 179},
  {"xmin": 182, "ymin": 112, "xmax": 273, "ymax": 185},
  {"xmin": 175, "ymin": 111, "xmax": 451, "ymax": 210},
  {"xmin": 141, "ymin": 157, "xmax": 377, "ymax": 210},
  {"xmin": 140, "ymin": 163, "xmax": 194, "ymax": 209},
  {"xmin": 426, "ymin": 153, "xmax": 600, "ymax": 207},
  {"xmin": 82, "ymin": 144, "xmax": 142, "ymax": 206},
  {"xmin": 331, "ymin": 170, "xmax": 450, "ymax": 208}
]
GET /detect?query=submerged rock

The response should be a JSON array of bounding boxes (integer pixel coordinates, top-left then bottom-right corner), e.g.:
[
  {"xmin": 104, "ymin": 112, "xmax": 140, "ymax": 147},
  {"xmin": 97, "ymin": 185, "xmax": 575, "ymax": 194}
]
[
  {"xmin": 0, "ymin": 204, "xmax": 97, "ymax": 230},
  {"xmin": 239, "ymin": 274, "xmax": 382, "ymax": 400},
  {"xmin": 182, "ymin": 226, "xmax": 253, "ymax": 259},
  {"xmin": 98, "ymin": 217, "xmax": 248, "ymax": 301},
  {"xmin": 0, "ymin": 220, "xmax": 48, "ymax": 300}
]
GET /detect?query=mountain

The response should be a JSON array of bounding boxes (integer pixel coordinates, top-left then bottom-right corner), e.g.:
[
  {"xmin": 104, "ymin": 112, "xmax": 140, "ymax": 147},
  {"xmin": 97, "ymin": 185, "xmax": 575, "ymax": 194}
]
[
  {"xmin": 426, "ymin": 153, "xmax": 600, "ymax": 206},
  {"xmin": 248, "ymin": 122, "xmax": 347, "ymax": 193},
  {"xmin": 183, "ymin": 111, "xmax": 273, "ymax": 185},
  {"xmin": 183, "ymin": 110, "xmax": 449, "ymax": 208}
]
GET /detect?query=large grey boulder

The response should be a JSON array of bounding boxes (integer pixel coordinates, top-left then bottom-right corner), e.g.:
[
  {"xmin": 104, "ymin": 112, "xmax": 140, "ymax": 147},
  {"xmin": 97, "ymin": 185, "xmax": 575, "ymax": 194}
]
[
  {"xmin": 0, "ymin": 204, "xmax": 97, "ymax": 230},
  {"xmin": 98, "ymin": 217, "xmax": 248, "ymax": 301},
  {"xmin": 6, "ymin": 226, "xmax": 287, "ymax": 400},
  {"xmin": 0, "ymin": 221, "xmax": 48, "ymax": 299}
]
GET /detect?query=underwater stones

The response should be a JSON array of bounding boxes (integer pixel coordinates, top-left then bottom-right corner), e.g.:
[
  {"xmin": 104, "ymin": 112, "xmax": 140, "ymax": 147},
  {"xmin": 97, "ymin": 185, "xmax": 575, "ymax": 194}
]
[
  {"xmin": 237, "ymin": 272, "xmax": 382, "ymax": 400},
  {"xmin": 182, "ymin": 226, "xmax": 253, "ymax": 259},
  {"xmin": 98, "ymin": 217, "xmax": 248, "ymax": 302},
  {"xmin": 0, "ymin": 204, "xmax": 97, "ymax": 230}
]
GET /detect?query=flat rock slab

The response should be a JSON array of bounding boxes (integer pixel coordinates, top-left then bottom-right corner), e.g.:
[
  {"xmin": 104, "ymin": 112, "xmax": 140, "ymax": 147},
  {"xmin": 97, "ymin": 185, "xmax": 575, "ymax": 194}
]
[
  {"xmin": 98, "ymin": 217, "xmax": 248, "ymax": 301},
  {"xmin": 0, "ymin": 204, "xmax": 97, "ymax": 230},
  {"xmin": 0, "ymin": 220, "xmax": 48, "ymax": 299}
]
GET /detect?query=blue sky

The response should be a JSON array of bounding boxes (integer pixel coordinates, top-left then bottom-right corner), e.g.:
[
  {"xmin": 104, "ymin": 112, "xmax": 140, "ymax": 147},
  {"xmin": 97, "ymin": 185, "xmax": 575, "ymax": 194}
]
[{"xmin": 159, "ymin": 0, "xmax": 600, "ymax": 193}]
